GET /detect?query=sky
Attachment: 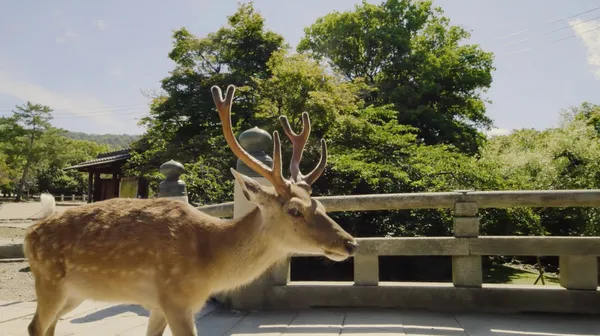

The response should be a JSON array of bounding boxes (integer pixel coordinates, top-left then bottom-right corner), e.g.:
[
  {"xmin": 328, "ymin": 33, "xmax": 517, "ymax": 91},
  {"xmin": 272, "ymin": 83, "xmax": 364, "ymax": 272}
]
[{"xmin": 0, "ymin": 0, "xmax": 599, "ymax": 136}]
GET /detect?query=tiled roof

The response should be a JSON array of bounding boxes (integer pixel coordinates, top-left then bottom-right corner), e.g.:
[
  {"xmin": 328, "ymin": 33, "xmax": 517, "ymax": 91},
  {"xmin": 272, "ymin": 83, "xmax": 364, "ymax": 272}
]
[{"xmin": 63, "ymin": 149, "xmax": 131, "ymax": 171}]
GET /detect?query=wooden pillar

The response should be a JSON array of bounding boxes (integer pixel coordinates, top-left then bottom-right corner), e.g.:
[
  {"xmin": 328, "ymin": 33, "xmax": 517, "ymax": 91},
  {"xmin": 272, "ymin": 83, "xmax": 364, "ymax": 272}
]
[
  {"xmin": 93, "ymin": 172, "xmax": 101, "ymax": 202},
  {"xmin": 87, "ymin": 172, "xmax": 93, "ymax": 203},
  {"xmin": 112, "ymin": 173, "xmax": 119, "ymax": 198}
]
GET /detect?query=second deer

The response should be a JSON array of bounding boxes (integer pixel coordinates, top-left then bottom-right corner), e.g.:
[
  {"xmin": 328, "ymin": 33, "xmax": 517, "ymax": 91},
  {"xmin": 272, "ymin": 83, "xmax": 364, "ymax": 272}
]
[{"xmin": 23, "ymin": 84, "xmax": 358, "ymax": 336}]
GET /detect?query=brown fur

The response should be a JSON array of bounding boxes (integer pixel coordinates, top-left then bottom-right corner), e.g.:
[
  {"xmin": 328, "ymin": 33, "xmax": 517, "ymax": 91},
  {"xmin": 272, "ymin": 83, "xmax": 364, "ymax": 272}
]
[{"xmin": 23, "ymin": 85, "xmax": 357, "ymax": 336}]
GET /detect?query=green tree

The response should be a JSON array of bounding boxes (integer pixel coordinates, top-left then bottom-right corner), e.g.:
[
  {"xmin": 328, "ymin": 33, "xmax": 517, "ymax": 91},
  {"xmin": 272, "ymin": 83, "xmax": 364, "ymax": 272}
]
[
  {"xmin": 129, "ymin": 2, "xmax": 489, "ymax": 239},
  {"xmin": 1, "ymin": 102, "xmax": 54, "ymax": 200},
  {"xmin": 127, "ymin": 2, "xmax": 286, "ymax": 204},
  {"xmin": 297, "ymin": 0, "xmax": 495, "ymax": 153},
  {"xmin": 0, "ymin": 151, "xmax": 10, "ymax": 188},
  {"xmin": 476, "ymin": 103, "xmax": 600, "ymax": 236},
  {"xmin": 34, "ymin": 132, "xmax": 109, "ymax": 195}
]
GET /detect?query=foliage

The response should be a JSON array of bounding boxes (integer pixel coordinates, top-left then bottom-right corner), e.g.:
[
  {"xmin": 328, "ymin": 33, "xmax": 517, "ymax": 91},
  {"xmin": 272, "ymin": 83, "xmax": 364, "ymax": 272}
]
[
  {"xmin": 33, "ymin": 132, "xmax": 109, "ymax": 195},
  {"xmin": 126, "ymin": 2, "xmax": 287, "ymax": 200},
  {"xmin": 297, "ymin": 0, "xmax": 495, "ymax": 154},
  {"xmin": 0, "ymin": 104, "xmax": 109, "ymax": 198},
  {"xmin": 2, "ymin": 102, "xmax": 54, "ymax": 200},
  {"xmin": 61, "ymin": 130, "xmax": 139, "ymax": 149},
  {"xmin": 477, "ymin": 102, "xmax": 600, "ymax": 236}
]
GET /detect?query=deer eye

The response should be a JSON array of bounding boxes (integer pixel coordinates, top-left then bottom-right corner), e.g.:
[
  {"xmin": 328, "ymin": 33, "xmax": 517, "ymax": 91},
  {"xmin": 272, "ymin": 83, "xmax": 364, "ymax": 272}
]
[{"xmin": 287, "ymin": 208, "xmax": 303, "ymax": 217}]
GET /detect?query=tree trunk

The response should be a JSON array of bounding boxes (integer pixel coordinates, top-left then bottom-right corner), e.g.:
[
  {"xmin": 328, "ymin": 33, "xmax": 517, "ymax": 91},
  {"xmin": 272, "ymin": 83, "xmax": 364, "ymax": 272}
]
[
  {"xmin": 15, "ymin": 131, "xmax": 36, "ymax": 202},
  {"xmin": 15, "ymin": 159, "xmax": 31, "ymax": 201}
]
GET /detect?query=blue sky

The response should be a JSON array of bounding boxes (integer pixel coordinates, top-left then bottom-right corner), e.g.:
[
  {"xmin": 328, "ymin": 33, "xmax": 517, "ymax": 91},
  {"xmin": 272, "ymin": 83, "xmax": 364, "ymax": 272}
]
[{"xmin": 0, "ymin": 0, "xmax": 599, "ymax": 136}]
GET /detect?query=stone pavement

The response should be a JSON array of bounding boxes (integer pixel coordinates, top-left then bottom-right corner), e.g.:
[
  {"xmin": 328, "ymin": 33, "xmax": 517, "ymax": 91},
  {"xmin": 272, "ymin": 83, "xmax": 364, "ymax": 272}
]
[
  {"xmin": 0, "ymin": 203, "xmax": 74, "ymax": 222},
  {"xmin": 1, "ymin": 300, "xmax": 599, "ymax": 336}
]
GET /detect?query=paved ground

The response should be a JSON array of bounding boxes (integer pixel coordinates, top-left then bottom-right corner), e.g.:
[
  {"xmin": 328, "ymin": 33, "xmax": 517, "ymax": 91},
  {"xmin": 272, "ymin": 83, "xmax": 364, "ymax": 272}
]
[
  {"xmin": 1, "ymin": 300, "xmax": 599, "ymax": 336},
  {"xmin": 0, "ymin": 203, "xmax": 75, "ymax": 222}
]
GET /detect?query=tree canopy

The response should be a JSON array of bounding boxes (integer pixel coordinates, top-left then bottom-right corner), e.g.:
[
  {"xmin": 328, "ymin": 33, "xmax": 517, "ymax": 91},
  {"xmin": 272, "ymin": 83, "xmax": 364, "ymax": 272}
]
[
  {"xmin": 297, "ymin": 0, "xmax": 495, "ymax": 154},
  {"xmin": 0, "ymin": 104, "xmax": 109, "ymax": 198}
]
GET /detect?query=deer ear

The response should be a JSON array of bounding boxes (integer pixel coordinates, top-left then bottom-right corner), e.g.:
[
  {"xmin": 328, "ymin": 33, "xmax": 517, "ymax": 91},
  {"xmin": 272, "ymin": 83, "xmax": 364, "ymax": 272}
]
[{"xmin": 230, "ymin": 168, "xmax": 264, "ymax": 202}]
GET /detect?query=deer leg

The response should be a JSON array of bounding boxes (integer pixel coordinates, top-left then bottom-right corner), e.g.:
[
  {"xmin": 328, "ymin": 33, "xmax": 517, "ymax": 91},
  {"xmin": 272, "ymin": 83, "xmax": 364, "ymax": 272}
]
[
  {"xmin": 145, "ymin": 309, "xmax": 168, "ymax": 336},
  {"xmin": 160, "ymin": 301, "xmax": 196, "ymax": 336},
  {"xmin": 27, "ymin": 279, "xmax": 67, "ymax": 336},
  {"xmin": 44, "ymin": 298, "xmax": 83, "ymax": 336}
]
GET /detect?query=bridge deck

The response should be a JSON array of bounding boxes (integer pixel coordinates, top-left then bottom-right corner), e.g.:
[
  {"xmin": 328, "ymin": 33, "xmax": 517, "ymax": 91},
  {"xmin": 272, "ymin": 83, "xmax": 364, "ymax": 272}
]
[{"xmin": 1, "ymin": 300, "xmax": 598, "ymax": 335}]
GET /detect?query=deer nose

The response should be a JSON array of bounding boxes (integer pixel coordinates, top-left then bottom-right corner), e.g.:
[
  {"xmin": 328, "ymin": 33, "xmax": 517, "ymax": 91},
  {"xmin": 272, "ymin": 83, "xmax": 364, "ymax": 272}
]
[{"xmin": 345, "ymin": 240, "xmax": 358, "ymax": 255}]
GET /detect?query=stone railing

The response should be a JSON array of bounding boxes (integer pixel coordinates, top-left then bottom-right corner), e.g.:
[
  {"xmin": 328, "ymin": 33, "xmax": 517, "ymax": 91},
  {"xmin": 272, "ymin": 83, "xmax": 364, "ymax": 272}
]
[
  {"xmin": 160, "ymin": 125, "xmax": 600, "ymax": 315},
  {"xmin": 198, "ymin": 190, "xmax": 600, "ymax": 314}
]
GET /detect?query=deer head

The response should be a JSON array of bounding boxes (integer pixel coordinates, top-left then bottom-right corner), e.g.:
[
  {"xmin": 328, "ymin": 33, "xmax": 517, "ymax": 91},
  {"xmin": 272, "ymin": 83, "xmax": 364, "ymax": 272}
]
[{"xmin": 211, "ymin": 84, "xmax": 357, "ymax": 261}]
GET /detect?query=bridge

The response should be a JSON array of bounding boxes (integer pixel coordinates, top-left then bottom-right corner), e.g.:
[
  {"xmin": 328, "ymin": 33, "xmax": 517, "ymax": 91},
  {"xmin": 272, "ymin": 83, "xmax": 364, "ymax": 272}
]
[
  {"xmin": 4, "ymin": 189, "xmax": 600, "ymax": 335},
  {"xmin": 3, "ymin": 127, "xmax": 600, "ymax": 334}
]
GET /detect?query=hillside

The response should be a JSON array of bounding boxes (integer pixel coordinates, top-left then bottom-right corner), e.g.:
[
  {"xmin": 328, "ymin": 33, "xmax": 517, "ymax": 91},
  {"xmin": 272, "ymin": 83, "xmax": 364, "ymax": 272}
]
[{"xmin": 61, "ymin": 130, "xmax": 140, "ymax": 149}]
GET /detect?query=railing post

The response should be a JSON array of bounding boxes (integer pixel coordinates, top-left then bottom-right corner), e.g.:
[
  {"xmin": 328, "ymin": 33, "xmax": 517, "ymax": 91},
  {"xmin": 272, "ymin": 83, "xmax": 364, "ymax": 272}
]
[
  {"xmin": 559, "ymin": 256, "xmax": 598, "ymax": 290},
  {"xmin": 158, "ymin": 159, "xmax": 188, "ymax": 203},
  {"xmin": 354, "ymin": 254, "xmax": 379, "ymax": 286},
  {"xmin": 452, "ymin": 190, "xmax": 482, "ymax": 288},
  {"xmin": 233, "ymin": 127, "xmax": 273, "ymax": 217},
  {"xmin": 221, "ymin": 126, "xmax": 288, "ymax": 310}
]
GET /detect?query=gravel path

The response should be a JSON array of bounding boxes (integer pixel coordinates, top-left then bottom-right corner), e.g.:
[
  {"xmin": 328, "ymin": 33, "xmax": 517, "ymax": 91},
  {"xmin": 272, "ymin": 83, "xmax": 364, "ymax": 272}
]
[
  {"xmin": 0, "ymin": 225, "xmax": 35, "ymax": 301},
  {"xmin": 0, "ymin": 260, "xmax": 35, "ymax": 301}
]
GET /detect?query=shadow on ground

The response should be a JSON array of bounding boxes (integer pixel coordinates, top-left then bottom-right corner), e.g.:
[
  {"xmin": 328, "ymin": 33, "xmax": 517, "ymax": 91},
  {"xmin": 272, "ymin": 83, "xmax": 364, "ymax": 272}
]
[{"xmin": 70, "ymin": 304, "xmax": 149, "ymax": 323}]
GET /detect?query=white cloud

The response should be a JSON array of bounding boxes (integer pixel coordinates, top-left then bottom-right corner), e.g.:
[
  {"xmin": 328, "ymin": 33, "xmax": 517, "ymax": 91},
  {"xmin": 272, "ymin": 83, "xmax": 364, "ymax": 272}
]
[
  {"xmin": 55, "ymin": 29, "xmax": 79, "ymax": 44},
  {"xmin": 569, "ymin": 18, "xmax": 600, "ymax": 78},
  {"xmin": 0, "ymin": 69, "xmax": 119, "ymax": 128},
  {"xmin": 92, "ymin": 19, "xmax": 107, "ymax": 30},
  {"xmin": 486, "ymin": 128, "xmax": 512, "ymax": 137}
]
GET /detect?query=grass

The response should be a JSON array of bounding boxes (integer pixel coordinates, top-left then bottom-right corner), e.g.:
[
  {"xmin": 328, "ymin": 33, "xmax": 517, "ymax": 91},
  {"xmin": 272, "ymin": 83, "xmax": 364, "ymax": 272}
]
[{"xmin": 484, "ymin": 264, "xmax": 560, "ymax": 285}]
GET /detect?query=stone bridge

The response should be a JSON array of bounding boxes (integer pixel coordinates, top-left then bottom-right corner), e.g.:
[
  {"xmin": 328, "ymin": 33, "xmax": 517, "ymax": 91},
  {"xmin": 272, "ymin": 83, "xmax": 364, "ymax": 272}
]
[{"xmin": 3, "ymin": 127, "xmax": 600, "ymax": 335}]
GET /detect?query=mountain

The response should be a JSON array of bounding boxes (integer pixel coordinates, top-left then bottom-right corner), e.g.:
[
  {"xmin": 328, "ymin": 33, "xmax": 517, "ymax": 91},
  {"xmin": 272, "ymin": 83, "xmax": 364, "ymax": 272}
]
[{"xmin": 61, "ymin": 131, "xmax": 140, "ymax": 150}]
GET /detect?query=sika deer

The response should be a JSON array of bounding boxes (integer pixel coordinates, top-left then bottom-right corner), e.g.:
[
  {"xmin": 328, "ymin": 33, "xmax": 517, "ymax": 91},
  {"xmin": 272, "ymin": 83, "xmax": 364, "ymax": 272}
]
[{"xmin": 23, "ymin": 84, "xmax": 358, "ymax": 336}]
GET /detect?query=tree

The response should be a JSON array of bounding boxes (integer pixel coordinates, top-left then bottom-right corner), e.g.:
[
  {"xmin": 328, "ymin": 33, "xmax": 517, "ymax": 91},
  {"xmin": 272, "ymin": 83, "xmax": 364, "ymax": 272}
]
[
  {"xmin": 297, "ymin": 0, "xmax": 495, "ymax": 153},
  {"xmin": 476, "ymin": 103, "xmax": 600, "ymax": 236},
  {"xmin": 0, "ymin": 152, "xmax": 10, "ymax": 188},
  {"xmin": 33, "ymin": 131, "xmax": 109, "ymax": 195},
  {"xmin": 1, "ymin": 102, "xmax": 54, "ymax": 200},
  {"xmin": 129, "ymin": 2, "xmax": 487, "ymax": 239},
  {"xmin": 126, "ymin": 2, "xmax": 287, "ymax": 204}
]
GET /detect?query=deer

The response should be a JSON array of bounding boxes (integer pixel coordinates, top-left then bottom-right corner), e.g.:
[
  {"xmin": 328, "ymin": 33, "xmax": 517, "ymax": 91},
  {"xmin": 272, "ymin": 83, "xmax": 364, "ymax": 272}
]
[{"xmin": 22, "ymin": 84, "xmax": 358, "ymax": 336}]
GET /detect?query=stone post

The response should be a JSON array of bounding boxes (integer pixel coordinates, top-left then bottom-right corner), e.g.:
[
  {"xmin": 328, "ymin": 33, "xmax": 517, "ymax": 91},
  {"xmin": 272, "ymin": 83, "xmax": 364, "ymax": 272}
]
[
  {"xmin": 158, "ymin": 159, "xmax": 188, "ymax": 203},
  {"xmin": 222, "ymin": 126, "xmax": 287, "ymax": 311},
  {"xmin": 233, "ymin": 127, "xmax": 273, "ymax": 218},
  {"xmin": 452, "ymin": 190, "xmax": 482, "ymax": 288},
  {"xmin": 559, "ymin": 256, "xmax": 598, "ymax": 290}
]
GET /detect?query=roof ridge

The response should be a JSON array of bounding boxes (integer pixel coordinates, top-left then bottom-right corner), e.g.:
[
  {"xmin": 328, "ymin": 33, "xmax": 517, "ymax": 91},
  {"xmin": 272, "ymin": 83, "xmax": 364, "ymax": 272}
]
[{"xmin": 96, "ymin": 148, "xmax": 130, "ymax": 159}]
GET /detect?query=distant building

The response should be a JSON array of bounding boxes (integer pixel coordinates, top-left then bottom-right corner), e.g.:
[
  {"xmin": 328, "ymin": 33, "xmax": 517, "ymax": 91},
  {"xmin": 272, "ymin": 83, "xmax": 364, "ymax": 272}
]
[{"xmin": 63, "ymin": 149, "xmax": 149, "ymax": 203}]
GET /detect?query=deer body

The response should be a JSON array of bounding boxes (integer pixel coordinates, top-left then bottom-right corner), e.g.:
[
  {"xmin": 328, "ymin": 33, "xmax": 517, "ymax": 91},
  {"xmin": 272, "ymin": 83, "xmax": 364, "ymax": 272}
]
[
  {"xmin": 25, "ymin": 198, "xmax": 287, "ymax": 303},
  {"xmin": 24, "ymin": 85, "xmax": 357, "ymax": 336}
]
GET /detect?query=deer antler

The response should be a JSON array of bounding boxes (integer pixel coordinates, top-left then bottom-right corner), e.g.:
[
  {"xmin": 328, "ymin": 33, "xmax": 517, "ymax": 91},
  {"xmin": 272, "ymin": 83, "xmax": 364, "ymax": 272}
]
[
  {"xmin": 279, "ymin": 112, "xmax": 327, "ymax": 186},
  {"xmin": 211, "ymin": 85, "xmax": 290, "ymax": 195}
]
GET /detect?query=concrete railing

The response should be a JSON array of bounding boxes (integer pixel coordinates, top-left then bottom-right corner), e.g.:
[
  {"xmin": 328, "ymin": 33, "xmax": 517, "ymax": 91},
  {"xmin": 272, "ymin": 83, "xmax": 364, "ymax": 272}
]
[{"xmin": 198, "ymin": 189, "xmax": 600, "ymax": 315}]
